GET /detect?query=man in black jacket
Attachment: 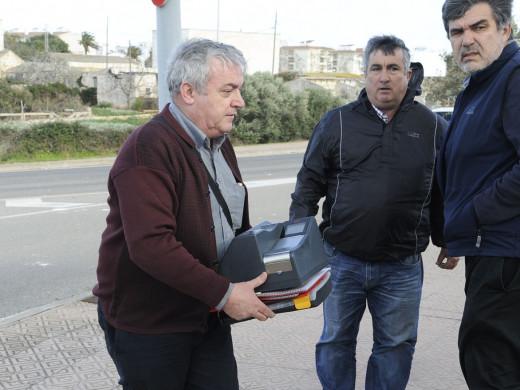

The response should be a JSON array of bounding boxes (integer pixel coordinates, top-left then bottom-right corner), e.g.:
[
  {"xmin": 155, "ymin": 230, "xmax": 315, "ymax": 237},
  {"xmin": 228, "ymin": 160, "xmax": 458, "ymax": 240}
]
[{"xmin": 290, "ymin": 35, "xmax": 458, "ymax": 390}]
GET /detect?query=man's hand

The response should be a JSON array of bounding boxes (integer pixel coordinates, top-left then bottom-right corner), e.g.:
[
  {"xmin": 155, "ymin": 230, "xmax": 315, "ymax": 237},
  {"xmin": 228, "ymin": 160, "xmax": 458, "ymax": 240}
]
[
  {"xmin": 222, "ymin": 272, "xmax": 276, "ymax": 321},
  {"xmin": 436, "ymin": 247, "xmax": 460, "ymax": 270}
]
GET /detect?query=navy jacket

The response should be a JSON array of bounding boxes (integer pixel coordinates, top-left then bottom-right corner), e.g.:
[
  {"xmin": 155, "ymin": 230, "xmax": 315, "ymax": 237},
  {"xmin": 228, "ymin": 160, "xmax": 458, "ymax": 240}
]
[
  {"xmin": 290, "ymin": 63, "xmax": 447, "ymax": 261},
  {"xmin": 437, "ymin": 42, "xmax": 520, "ymax": 257}
]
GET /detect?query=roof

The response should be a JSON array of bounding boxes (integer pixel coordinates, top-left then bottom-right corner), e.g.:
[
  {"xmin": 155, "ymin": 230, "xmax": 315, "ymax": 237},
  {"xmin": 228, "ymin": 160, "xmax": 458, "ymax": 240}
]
[
  {"xmin": 49, "ymin": 53, "xmax": 138, "ymax": 65},
  {"xmin": 281, "ymin": 45, "xmax": 335, "ymax": 51}
]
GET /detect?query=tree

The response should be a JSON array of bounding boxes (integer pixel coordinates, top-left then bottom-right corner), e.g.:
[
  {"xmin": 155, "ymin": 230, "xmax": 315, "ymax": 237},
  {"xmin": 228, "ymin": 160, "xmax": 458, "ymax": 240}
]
[
  {"xmin": 232, "ymin": 72, "xmax": 345, "ymax": 144},
  {"xmin": 26, "ymin": 34, "xmax": 69, "ymax": 53},
  {"xmin": 144, "ymin": 50, "xmax": 153, "ymax": 68},
  {"xmin": 127, "ymin": 45, "xmax": 142, "ymax": 60},
  {"xmin": 5, "ymin": 32, "xmax": 69, "ymax": 60},
  {"xmin": 78, "ymin": 32, "xmax": 100, "ymax": 55},
  {"xmin": 425, "ymin": 53, "xmax": 466, "ymax": 107}
]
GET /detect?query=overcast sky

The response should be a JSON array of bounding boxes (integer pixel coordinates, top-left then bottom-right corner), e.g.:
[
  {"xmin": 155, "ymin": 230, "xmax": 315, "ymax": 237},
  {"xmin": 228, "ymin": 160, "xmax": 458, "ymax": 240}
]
[{"xmin": 2, "ymin": 0, "xmax": 520, "ymax": 53}]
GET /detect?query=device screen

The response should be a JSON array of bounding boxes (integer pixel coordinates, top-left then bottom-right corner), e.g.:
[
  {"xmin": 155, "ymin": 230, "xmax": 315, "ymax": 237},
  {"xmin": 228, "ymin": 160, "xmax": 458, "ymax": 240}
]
[{"xmin": 285, "ymin": 221, "xmax": 306, "ymax": 236}]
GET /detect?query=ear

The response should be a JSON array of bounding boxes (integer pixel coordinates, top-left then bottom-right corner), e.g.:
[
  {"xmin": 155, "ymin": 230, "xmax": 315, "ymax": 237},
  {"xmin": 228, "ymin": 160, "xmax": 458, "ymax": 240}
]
[
  {"xmin": 502, "ymin": 23, "xmax": 512, "ymax": 41},
  {"xmin": 179, "ymin": 82, "xmax": 196, "ymax": 105},
  {"xmin": 406, "ymin": 68, "xmax": 412, "ymax": 81}
]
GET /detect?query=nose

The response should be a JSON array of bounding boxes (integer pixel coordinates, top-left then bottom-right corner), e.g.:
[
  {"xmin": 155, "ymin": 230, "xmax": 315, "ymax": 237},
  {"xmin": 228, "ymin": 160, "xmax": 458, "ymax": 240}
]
[
  {"xmin": 379, "ymin": 68, "xmax": 390, "ymax": 82},
  {"xmin": 461, "ymin": 29, "xmax": 475, "ymax": 46},
  {"xmin": 232, "ymin": 89, "xmax": 245, "ymax": 108}
]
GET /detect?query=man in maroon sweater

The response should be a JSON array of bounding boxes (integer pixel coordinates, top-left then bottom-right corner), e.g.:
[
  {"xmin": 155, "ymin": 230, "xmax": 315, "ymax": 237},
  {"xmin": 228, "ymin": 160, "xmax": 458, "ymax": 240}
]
[{"xmin": 93, "ymin": 39, "xmax": 275, "ymax": 389}]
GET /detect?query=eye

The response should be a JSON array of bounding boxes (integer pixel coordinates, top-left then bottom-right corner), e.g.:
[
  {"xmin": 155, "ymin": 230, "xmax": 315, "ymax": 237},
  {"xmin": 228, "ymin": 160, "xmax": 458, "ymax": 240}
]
[{"xmin": 450, "ymin": 29, "xmax": 463, "ymax": 37}]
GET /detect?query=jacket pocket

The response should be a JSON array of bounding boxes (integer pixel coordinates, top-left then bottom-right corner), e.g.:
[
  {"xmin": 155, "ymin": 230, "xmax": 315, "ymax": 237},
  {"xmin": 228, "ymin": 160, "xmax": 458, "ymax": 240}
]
[{"xmin": 444, "ymin": 200, "xmax": 479, "ymax": 242}]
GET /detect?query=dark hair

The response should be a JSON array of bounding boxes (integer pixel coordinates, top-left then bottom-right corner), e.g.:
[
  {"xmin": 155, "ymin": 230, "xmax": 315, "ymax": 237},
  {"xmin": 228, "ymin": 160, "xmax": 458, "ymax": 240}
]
[
  {"xmin": 442, "ymin": 0, "xmax": 514, "ymax": 41},
  {"xmin": 363, "ymin": 35, "xmax": 411, "ymax": 74}
]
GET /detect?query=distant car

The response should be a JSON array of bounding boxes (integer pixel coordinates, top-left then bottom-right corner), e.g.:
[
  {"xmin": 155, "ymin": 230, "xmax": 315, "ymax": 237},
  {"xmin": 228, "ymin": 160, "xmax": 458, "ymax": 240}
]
[{"xmin": 433, "ymin": 107, "xmax": 454, "ymax": 123}]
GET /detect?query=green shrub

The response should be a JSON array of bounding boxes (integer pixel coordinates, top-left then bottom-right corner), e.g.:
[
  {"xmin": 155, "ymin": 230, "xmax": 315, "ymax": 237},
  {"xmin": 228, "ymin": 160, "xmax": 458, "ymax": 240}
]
[
  {"xmin": 131, "ymin": 97, "xmax": 144, "ymax": 112},
  {"xmin": 232, "ymin": 72, "xmax": 345, "ymax": 144},
  {"xmin": 0, "ymin": 73, "xmax": 346, "ymax": 163},
  {"xmin": 0, "ymin": 121, "xmax": 133, "ymax": 162},
  {"xmin": 80, "ymin": 88, "xmax": 98, "ymax": 106}
]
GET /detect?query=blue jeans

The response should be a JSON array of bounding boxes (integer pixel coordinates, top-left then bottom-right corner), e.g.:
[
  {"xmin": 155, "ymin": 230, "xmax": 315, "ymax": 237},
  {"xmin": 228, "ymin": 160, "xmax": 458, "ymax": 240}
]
[{"xmin": 316, "ymin": 242, "xmax": 423, "ymax": 390}]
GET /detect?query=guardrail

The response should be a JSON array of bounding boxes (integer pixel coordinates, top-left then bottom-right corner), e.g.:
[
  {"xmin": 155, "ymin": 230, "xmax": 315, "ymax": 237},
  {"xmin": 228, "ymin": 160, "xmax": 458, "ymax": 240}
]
[{"xmin": 0, "ymin": 111, "xmax": 92, "ymax": 121}]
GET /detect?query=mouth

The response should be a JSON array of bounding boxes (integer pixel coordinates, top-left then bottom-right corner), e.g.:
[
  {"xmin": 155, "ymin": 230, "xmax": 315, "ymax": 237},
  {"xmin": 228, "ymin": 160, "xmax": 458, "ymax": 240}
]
[{"xmin": 461, "ymin": 50, "xmax": 479, "ymax": 61}]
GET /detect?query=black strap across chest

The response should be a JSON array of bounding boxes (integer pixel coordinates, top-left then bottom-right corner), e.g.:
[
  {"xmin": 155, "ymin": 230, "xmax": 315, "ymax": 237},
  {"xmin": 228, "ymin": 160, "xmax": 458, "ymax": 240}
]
[{"xmin": 152, "ymin": 117, "xmax": 233, "ymax": 228}]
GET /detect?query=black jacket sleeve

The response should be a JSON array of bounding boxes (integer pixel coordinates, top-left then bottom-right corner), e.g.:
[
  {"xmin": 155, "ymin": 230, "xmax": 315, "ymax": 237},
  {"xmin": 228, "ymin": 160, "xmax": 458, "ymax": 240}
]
[
  {"xmin": 430, "ymin": 116, "xmax": 448, "ymax": 248},
  {"xmin": 289, "ymin": 118, "xmax": 330, "ymax": 220}
]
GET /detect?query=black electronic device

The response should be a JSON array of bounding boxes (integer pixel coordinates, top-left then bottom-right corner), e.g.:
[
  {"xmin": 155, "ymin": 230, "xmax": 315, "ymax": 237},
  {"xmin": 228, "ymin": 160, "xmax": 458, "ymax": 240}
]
[{"xmin": 219, "ymin": 216, "xmax": 328, "ymax": 292}]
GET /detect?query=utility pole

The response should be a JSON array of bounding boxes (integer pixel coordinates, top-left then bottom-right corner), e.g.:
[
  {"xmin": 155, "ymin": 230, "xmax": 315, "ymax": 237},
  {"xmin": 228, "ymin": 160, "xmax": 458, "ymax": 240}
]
[
  {"xmin": 272, "ymin": 12, "xmax": 277, "ymax": 75},
  {"xmin": 106, "ymin": 17, "xmax": 109, "ymax": 69},
  {"xmin": 128, "ymin": 40, "xmax": 132, "ymax": 73},
  {"xmin": 44, "ymin": 25, "xmax": 49, "ymax": 53}
]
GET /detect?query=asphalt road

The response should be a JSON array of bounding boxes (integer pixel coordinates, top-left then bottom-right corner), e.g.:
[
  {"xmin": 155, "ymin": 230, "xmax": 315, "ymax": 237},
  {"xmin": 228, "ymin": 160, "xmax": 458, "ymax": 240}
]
[{"xmin": 0, "ymin": 153, "xmax": 305, "ymax": 320}]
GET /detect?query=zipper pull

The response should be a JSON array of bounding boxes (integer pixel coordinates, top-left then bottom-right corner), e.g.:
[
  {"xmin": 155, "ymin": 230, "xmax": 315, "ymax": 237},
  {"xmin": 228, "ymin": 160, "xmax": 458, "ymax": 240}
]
[{"xmin": 475, "ymin": 229, "xmax": 482, "ymax": 248}]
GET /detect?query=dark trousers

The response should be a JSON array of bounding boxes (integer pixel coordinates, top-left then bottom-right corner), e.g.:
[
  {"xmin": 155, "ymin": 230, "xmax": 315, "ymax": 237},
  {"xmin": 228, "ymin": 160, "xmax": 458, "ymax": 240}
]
[
  {"xmin": 459, "ymin": 256, "xmax": 520, "ymax": 389},
  {"xmin": 97, "ymin": 302, "xmax": 239, "ymax": 390}
]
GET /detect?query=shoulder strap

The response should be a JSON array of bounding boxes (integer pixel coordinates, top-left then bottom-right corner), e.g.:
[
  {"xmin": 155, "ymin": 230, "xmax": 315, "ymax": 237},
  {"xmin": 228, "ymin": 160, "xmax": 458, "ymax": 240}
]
[{"xmin": 151, "ymin": 116, "xmax": 233, "ymax": 228}]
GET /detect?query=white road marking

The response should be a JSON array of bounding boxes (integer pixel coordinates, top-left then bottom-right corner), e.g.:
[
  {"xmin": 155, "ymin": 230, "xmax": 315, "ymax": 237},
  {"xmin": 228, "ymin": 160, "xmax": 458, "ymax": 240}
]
[
  {"xmin": 1, "ymin": 178, "xmax": 296, "ymax": 220},
  {"xmin": 244, "ymin": 177, "xmax": 296, "ymax": 188},
  {"xmin": 6, "ymin": 198, "xmax": 90, "ymax": 209},
  {"xmin": 1, "ymin": 197, "xmax": 106, "ymax": 220}
]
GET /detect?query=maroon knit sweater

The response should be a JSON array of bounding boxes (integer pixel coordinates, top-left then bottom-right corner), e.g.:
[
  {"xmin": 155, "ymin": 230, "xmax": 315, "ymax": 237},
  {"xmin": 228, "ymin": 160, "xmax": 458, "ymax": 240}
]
[{"xmin": 93, "ymin": 105, "xmax": 250, "ymax": 334}]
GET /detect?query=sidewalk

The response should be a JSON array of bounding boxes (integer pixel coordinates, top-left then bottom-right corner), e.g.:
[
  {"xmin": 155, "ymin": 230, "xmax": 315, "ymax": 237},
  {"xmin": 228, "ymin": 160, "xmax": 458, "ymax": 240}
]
[{"xmin": 0, "ymin": 246, "xmax": 468, "ymax": 390}]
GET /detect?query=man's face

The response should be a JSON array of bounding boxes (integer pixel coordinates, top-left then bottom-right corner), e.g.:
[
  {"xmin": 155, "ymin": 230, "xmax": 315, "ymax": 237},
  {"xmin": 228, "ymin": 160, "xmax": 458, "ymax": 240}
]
[
  {"xmin": 364, "ymin": 48, "xmax": 411, "ymax": 113},
  {"xmin": 191, "ymin": 59, "xmax": 245, "ymax": 139},
  {"xmin": 448, "ymin": 2, "xmax": 511, "ymax": 74}
]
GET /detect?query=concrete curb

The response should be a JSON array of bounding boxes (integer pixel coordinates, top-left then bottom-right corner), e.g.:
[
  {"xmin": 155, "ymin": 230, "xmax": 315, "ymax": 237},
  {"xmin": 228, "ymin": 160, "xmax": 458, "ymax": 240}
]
[{"xmin": 0, "ymin": 141, "xmax": 309, "ymax": 173}]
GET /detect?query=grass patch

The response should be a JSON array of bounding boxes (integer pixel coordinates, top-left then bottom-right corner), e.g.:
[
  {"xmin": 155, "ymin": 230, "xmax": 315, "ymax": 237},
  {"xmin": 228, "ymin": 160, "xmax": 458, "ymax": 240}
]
[{"xmin": 91, "ymin": 107, "xmax": 143, "ymax": 117}]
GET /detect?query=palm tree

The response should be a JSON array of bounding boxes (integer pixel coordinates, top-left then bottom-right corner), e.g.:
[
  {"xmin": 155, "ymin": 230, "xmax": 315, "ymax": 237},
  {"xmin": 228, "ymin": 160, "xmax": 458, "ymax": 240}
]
[
  {"xmin": 127, "ymin": 45, "xmax": 142, "ymax": 60},
  {"xmin": 78, "ymin": 32, "xmax": 99, "ymax": 55}
]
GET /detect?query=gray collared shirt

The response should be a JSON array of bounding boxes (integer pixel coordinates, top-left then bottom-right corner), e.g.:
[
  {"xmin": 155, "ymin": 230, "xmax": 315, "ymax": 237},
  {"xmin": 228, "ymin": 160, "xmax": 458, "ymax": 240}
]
[{"xmin": 169, "ymin": 103, "xmax": 245, "ymax": 309}]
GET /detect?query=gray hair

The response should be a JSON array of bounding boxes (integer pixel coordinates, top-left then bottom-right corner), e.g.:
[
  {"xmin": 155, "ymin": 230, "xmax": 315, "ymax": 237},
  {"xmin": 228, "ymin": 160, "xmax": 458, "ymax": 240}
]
[
  {"xmin": 363, "ymin": 35, "xmax": 411, "ymax": 74},
  {"xmin": 442, "ymin": 0, "xmax": 514, "ymax": 41},
  {"xmin": 166, "ymin": 39, "xmax": 247, "ymax": 100}
]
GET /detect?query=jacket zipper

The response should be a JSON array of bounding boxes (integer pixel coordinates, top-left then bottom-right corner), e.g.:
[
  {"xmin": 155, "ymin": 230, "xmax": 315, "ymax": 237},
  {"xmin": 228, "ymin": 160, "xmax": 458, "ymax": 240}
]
[{"xmin": 475, "ymin": 229, "xmax": 482, "ymax": 248}]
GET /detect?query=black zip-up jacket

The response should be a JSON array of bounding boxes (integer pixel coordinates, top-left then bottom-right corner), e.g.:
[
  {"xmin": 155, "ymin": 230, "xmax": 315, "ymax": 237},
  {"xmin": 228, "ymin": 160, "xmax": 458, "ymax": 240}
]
[{"xmin": 290, "ymin": 63, "xmax": 447, "ymax": 261}]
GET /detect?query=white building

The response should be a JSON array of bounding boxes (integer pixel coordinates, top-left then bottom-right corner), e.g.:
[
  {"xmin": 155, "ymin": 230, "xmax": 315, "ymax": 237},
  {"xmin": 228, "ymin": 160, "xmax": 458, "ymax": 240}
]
[
  {"xmin": 279, "ymin": 45, "xmax": 446, "ymax": 78},
  {"xmin": 279, "ymin": 46, "xmax": 364, "ymax": 75},
  {"xmin": 152, "ymin": 28, "xmax": 280, "ymax": 75}
]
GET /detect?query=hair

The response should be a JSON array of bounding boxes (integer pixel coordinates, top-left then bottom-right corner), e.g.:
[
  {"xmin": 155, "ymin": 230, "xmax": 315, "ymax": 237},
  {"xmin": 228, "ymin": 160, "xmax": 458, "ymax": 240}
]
[
  {"xmin": 442, "ymin": 0, "xmax": 514, "ymax": 41},
  {"xmin": 166, "ymin": 39, "xmax": 247, "ymax": 100},
  {"xmin": 363, "ymin": 35, "xmax": 411, "ymax": 74}
]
